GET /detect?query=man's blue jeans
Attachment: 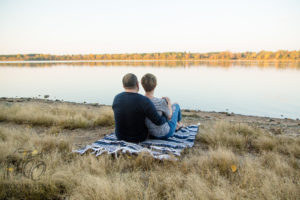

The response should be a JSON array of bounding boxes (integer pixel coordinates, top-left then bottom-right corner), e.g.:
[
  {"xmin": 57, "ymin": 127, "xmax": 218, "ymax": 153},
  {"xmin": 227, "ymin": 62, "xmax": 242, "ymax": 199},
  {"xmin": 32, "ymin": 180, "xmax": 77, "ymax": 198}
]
[{"xmin": 156, "ymin": 103, "xmax": 182, "ymax": 139}]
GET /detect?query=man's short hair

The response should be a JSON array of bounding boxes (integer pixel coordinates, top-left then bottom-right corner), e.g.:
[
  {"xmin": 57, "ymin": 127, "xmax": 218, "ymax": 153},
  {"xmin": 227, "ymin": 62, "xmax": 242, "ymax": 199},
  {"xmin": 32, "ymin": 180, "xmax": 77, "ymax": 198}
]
[
  {"xmin": 141, "ymin": 73, "xmax": 157, "ymax": 92},
  {"xmin": 122, "ymin": 73, "xmax": 138, "ymax": 89}
]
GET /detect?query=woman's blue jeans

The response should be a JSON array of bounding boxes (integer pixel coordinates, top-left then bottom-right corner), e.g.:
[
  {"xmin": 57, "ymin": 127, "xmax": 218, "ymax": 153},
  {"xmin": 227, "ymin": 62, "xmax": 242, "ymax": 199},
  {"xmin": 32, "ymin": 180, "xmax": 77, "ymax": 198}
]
[{"xmin": 156, "ymin": 103, "xmax": 182, "ymax": 139}]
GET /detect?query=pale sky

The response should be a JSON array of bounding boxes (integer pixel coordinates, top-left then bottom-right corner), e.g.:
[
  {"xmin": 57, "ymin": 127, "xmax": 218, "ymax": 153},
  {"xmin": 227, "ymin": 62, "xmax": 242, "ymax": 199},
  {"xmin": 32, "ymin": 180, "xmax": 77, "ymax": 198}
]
[{"xmin": 0, "ymin": 0, "xmax": 299, "ymax": 54}]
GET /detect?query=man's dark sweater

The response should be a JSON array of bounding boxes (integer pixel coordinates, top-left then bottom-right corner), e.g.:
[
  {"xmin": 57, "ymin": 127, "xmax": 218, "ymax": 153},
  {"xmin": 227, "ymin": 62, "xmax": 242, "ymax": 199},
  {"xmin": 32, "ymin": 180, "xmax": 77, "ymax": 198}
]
[{"xmin": 112, "ymin": 92, "xmax": 167, "ymax": 143}]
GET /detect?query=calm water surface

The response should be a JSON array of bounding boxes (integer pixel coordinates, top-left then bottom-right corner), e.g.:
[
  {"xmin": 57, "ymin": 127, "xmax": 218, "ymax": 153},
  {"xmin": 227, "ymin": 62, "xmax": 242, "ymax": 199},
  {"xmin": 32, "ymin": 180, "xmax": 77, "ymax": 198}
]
[{"xmin": 0, "ymin": 61, "xmax": 300, "ymax": 119}]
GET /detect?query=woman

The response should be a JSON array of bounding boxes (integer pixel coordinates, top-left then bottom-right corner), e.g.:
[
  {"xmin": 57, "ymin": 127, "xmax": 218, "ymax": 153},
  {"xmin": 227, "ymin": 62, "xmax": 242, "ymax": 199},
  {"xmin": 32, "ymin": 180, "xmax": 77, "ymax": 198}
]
[{"xmin": 141, "ymin": 73, "xmax": 183, "ymax": 139}]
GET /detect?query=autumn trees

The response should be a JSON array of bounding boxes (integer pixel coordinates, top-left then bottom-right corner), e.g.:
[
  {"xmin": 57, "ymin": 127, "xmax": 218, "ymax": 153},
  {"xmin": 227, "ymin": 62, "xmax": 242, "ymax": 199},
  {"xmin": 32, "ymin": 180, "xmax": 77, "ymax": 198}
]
[{"xmin": 0, "ymin": 51, "xmax": 299, "ymax": 61}]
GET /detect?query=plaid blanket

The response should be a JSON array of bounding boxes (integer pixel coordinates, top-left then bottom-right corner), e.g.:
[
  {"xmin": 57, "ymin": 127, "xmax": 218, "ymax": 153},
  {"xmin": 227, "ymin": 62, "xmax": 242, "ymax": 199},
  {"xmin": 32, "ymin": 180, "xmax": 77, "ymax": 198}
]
[{"xmin": 75, "ymin": 124, "xmax": 199, "ymax": 160}]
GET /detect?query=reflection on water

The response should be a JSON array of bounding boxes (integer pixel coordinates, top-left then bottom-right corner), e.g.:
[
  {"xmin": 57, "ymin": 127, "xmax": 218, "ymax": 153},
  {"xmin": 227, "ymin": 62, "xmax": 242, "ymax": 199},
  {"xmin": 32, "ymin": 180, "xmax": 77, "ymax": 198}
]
[
  {"xmin": 1, "ymin": 60, "xmax": 300, "ymax": 69},
  {"xmin": 0, "ymin": 61, "xmax": 300, "ymax": 119}
]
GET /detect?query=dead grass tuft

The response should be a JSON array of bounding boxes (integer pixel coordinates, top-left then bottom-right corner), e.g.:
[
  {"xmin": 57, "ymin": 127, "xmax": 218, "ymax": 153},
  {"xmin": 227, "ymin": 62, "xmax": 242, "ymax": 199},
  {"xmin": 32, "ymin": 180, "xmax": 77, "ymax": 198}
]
[
  {"xmin": 0, "ymin": 102, "xmax": 114, "ymax": 129},
  {"xmin": 198, "ymin": 121, "xmax": 300, "ymax": 158},
  {"xmin": 197, "ymin": 121, "xmax": 262, "ymax": 152},
  {"xmin": 0, "ymin": 129, "xmax": 6, "ymax": 141}
]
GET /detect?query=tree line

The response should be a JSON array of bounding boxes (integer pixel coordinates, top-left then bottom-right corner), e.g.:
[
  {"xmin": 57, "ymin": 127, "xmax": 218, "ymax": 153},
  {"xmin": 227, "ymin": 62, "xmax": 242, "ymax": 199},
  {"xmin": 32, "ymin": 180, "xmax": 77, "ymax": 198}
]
[{"xmin": 0, "ymin": 50, "xmax": 300, "ymax": 61}]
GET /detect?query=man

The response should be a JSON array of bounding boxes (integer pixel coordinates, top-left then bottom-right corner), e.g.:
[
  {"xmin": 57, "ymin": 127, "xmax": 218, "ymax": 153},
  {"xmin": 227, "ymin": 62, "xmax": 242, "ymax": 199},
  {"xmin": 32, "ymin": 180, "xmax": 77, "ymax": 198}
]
[{"xmin": 112, "ymin": 73, "xmax": 167, "ymax": 143}]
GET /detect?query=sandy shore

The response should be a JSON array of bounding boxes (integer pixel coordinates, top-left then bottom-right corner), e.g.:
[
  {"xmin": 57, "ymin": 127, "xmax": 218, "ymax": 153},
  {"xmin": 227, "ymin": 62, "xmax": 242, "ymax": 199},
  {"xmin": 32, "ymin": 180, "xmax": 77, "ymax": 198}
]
[{"xmin": 1, "ymin": 97, "xmax": 299, "ymax": 148}]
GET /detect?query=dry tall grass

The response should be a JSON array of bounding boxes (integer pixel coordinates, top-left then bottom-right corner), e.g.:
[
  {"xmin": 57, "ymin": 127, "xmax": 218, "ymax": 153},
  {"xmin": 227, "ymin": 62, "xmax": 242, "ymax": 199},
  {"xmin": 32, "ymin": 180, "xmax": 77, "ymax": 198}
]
[
  {"xmin": 1, "ymin": 121, "xmax": 299, "ymax": 200},
  {"xmin": 0, "ymin": 101, "xmax": 114, "ymax": 129}
]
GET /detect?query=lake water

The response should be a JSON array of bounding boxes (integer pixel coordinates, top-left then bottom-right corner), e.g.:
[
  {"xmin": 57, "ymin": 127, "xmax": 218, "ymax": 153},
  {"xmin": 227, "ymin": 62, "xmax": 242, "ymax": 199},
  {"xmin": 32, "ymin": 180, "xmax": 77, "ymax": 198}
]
[{"xmin": 0, "ymin": 61, "xmax": 300, "ymax": 119}]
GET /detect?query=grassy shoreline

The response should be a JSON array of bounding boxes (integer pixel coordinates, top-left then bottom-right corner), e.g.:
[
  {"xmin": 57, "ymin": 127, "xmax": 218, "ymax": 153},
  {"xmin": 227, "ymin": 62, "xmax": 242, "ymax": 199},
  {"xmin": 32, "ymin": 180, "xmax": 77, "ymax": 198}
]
[
  {"xmin": 1, "ymin": 97, "xmax": 299, "ymax": 134},
  {"xmin": 0, "ymin": 98, "xmax": 299, "ymax": 199}
]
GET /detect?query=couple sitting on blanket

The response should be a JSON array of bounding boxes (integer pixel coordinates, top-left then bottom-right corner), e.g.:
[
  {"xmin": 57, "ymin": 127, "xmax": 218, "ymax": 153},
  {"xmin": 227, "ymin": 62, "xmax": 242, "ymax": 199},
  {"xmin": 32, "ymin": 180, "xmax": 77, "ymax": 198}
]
[{"xmin": 112, "ymin": 73, "xmax": 183, "ymax": 143}]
